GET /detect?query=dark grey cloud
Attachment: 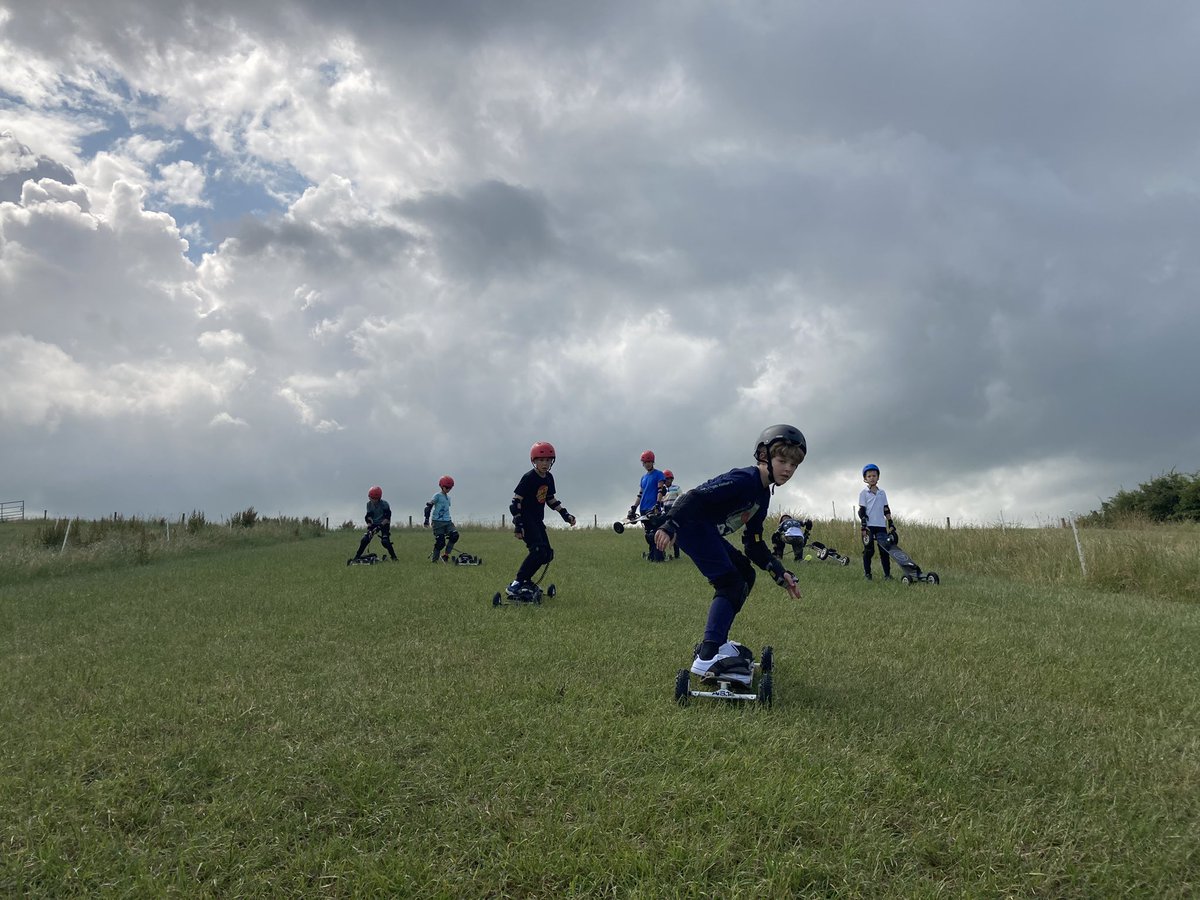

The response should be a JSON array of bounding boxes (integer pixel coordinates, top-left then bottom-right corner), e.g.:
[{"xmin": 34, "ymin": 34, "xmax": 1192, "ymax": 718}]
[{"xmin": 397, "ymin": 179, "xmax": 556, "ymax": 282}]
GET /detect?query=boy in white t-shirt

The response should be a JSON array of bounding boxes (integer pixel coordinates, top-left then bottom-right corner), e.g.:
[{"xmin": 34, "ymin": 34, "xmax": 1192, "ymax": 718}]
[{"xmin": 857, "ymin": 463, "xmax": 894, "ymax": 580}]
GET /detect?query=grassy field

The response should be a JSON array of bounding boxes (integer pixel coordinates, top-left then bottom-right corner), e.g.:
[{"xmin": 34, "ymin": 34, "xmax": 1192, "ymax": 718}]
[{"xmin": 1, "ymin": 521, "xmax": 1198, "ymax": 897}]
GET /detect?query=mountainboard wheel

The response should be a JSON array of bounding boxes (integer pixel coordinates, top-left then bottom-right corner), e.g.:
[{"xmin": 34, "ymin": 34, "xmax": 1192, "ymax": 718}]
[
  {"xmin": 840, "ymin": 557, "xmax": 849, "ymax": 567},
  {"xmin": 674, "ymin": 669, "xmax": 690, "ymax": 706},
  {"xmin": 758, "ymin": 673, "xmax": 773, "ymax": 707},
  {"xmin": 492, "ymin": 592, "xmax": 502, "ymax": 607},
  {"xmin": 613, "ymin": 521, "xmax": 625, "ymax": 534},
  {"xmin": 760, "ymin": 645, "xmax": 773, "ymax": 673},
  {"xmin": 546, "ymin": 584, "xmax": 557, "ymax": 598},
  {"xmin": 927, "ymin": 572, "xmax": 940, "ymax": 585},
  {"xmin": 901, "ymin": 575, "xmax": 913, "ymax": 585}
]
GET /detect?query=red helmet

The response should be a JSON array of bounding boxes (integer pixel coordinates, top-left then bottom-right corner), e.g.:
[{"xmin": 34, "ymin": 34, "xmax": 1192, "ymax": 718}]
[
  {"xmin": 438, "ymin": 475, "xmax": 455, "ymax": 489},
  {"xmin": 640, "ymin": 450, "xmax": 655, "ymax": 463},
  {"xmin": 530, "ymin": 441, "xmax": 556, "ymax": 463},
  {"xmin": 663, "ymin": 469, "xmax": 674, "ymax": 480},
  {"xmin": 367, "ymin": 485, "xmax": 383, "ymax": 500}
]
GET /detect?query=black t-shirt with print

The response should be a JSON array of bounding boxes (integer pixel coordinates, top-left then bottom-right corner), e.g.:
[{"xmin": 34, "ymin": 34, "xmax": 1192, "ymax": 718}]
[{"xmin": 513, "ymin": 468, "xmax": 556, "ymax": 527}]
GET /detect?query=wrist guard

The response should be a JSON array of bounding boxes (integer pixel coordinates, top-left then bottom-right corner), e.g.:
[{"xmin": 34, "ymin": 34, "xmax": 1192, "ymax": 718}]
[
  {"xmin": 558, "ymin": 507, "xmax": 572, "ymax": 522},
  {"xmin": 765, "ymin": 556, "xmax": 793, "ymax": 586}
]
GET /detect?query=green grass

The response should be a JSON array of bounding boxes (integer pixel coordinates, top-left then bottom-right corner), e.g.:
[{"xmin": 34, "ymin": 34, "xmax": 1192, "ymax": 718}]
[{"xmin": 2, "ymin": 525, "xmax": 1198, "ymax": 897}]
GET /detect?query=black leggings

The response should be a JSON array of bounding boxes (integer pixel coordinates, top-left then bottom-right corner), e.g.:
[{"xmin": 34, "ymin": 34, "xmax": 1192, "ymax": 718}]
[{"xmin": 516, "ymin": 527, "xmax": 554, "ymax": 582}]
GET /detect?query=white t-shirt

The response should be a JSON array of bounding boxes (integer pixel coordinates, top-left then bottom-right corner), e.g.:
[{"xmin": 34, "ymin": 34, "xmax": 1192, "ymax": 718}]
[
  {"xmin": 858, "ymin": 486, "xmax": 889, "ymax": 527},
  {"xmin": 661, "ymin": 483, "xmax": 681, "ymax": 510}
]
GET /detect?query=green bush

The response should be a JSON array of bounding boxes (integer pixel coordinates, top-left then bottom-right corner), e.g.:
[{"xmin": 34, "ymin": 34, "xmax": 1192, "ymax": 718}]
[{"xmin": 1083, "ymin": 470, "xmax": 1200, "ymax": 524}]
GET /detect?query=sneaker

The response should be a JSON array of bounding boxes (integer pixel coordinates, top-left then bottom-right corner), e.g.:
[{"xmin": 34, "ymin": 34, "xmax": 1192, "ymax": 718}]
[
  {"xmin": 718, "ymin": 640, "xmax": 755, "ymax": 664},
  {"xmin": 864, "ymin": 573, "xmax": 873, "ymax": 581},
  {"xmin": 883, "ymin": 574, "xmax": 894, "ymax": 580},
  {"xmin": 690, "ymin": 651, "xmax": 753, "ymax": 685},
  {"xmin": 441, "ymin": 553, "xmax": 451, "ymax": 562},
  {"xmin": 505, "ymin": 580, "xmax": 538, "ymax": 600}
]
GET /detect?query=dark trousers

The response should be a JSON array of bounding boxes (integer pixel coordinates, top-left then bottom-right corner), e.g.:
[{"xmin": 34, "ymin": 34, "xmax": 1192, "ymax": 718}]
[
  {"xmin": 515, "ymin": 525, "xmax": 553, "ymax": 582},
  {"xmin": 676, "ymin": 525, "xmax": 756, "ymax": 647},
  {"xmin": 862, "ymin": 526, "xmax": 891, "ymax": 576}
]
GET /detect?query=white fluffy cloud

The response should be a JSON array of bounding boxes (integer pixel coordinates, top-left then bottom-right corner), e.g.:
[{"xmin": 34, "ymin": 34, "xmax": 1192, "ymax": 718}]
[{"xmin": 2, "ymin": 1, "xmax": 1199, "ymax": 529}]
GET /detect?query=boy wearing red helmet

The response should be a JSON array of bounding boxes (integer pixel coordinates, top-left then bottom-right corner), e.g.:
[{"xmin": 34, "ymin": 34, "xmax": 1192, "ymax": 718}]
[
  {"xmin": 654, "ymin": 426, "xmax": 807, "ymax": 684},
  {"xmin": 423, "ymin": 475, "xmax": 459, "ymax": 562},
  {"xmin": 352, "ymin": 485, "xmax": 398, "ymax": 561},
  {"xmin": 506, "ymin": 441, "xmax": 575, "ymax": 599},
  {"xmin": 628, "ymin": 449, "xmax": 666, "ymax": 562}
]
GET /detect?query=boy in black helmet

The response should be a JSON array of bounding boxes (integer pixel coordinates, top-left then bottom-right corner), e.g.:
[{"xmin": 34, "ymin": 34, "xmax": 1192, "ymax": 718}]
[{"xmin": 654, "ymin": 425, "xmax": 807, "ymax": 684}]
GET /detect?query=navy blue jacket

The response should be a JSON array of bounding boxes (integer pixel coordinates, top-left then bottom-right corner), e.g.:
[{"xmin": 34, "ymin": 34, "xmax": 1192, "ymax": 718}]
[{"xmin": 663, "ymin": 466, "xmax": 774, "ymax": 567}]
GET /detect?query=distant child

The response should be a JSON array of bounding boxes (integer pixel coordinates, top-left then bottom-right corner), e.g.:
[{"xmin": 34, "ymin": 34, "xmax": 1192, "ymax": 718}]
[
  {"xmin": 659, "ymin": 469, "xmax": 681, "ymax": 558},
  {"xmin": 423, "ymin": 475, "xmax": 459, "ymax": 562},
  {"xmin": 771, "ymin": 514, "xmax": 813, "ymax": 561},
  {"xmin": 506, "ymin": 441, "xmax": 576, "ymax": 599},
  {"xmin": 353, "ymin": 485, "xmax": 398, "ymax": 561},
  {"xmin": 654, "ymin": 425, "xmax": 807, "ymax": 684},
  {"xmin": 628, "ymin": 449, "xmax": 666, "ymax": 562},
  {"xmin": 858, "ymin": 464, "xmax": 894, "ymax": 580}
]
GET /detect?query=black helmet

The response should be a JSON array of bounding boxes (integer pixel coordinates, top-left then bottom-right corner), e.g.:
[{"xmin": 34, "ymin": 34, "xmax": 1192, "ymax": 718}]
[{"xmin": 755, "ymin": 424, "xmax": 807, "ymax": 461}]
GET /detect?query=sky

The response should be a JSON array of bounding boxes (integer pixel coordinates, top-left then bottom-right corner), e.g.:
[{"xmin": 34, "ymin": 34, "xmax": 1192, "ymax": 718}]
[{"xmin": 2, "ymin": 1, "xmax": 1199, "ymax": 531}]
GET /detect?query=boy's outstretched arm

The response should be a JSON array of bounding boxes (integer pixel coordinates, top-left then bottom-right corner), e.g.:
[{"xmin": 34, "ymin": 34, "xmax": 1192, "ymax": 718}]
[{"xmin": 745, "ymin": 532, "xmax": 802, "ymax": 599}]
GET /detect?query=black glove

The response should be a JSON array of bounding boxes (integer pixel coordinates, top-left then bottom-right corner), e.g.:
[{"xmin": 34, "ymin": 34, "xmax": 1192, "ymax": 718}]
[{"xmin": 558, "ymin": 507, "xmax": 572, "ymax": 523}]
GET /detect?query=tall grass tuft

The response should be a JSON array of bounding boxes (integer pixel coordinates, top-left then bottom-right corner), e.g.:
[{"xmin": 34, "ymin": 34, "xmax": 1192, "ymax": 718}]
[{"xmin": 796, "ymin": 516, "xmax": 1200, "ymax": 603}]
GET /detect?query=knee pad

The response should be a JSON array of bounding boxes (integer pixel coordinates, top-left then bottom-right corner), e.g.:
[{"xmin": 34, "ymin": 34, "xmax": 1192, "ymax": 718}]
[
  {"xmin": 537, "ymin": 543, "xmax": 555, "ymax": 565},
  {"xmin": 733, "ymin": 554, "xmax": 757, "ymax": 592},
  {"xmin": 711, "ymin": 571, "xmax": 750, "ymax": 613},
  {"xmin": 448, "ymin": 529, "xmax": 460, "ymax": 545},
  {"xmin": 433, "ymin": 534, "xmax": 445, "ymax": 552}
]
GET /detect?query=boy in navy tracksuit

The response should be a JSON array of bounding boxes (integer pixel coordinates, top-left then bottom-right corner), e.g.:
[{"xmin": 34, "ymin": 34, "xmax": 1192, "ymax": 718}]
[
  {"xmin": 654, "ymin": 425, "xmax": 807, "ymax": 684},
  {"xmin": 506, "ymin": 440, "xmax": 576, "ymax": 598}
]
